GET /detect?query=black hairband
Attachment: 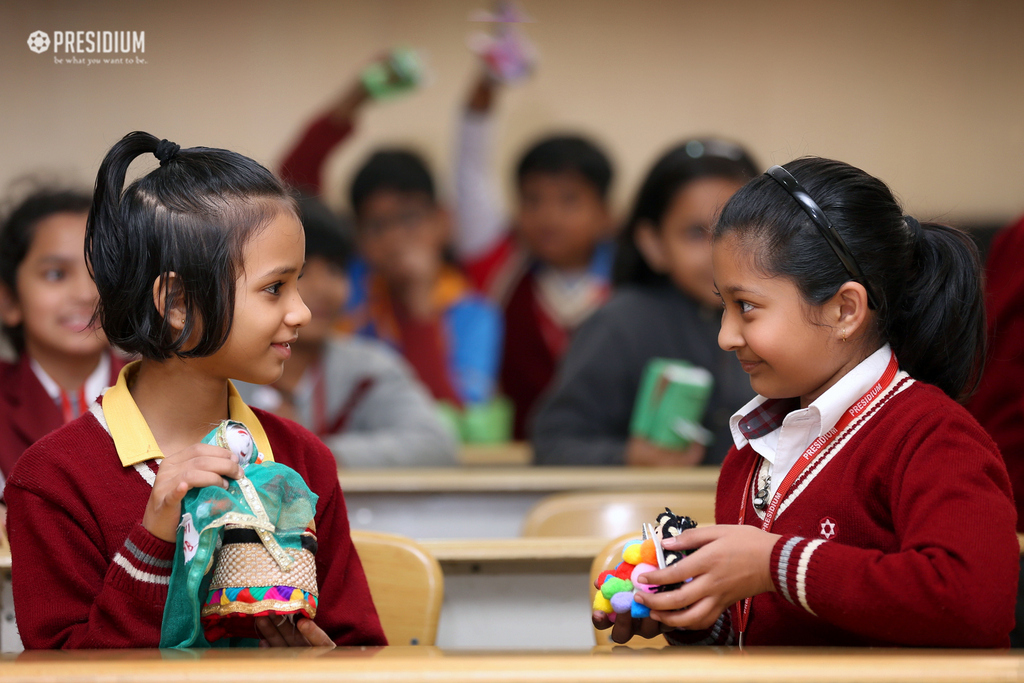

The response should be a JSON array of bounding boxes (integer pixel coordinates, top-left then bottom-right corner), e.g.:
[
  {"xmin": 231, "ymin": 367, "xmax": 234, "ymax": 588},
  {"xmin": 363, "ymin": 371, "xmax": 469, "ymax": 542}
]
[
  {"xmin": 765, "ymin": 165, "xmax": 881, "ymax": 310},
  {"xmin": 155, "ymin": 139, "xmax": 180, "ymax": 166}
]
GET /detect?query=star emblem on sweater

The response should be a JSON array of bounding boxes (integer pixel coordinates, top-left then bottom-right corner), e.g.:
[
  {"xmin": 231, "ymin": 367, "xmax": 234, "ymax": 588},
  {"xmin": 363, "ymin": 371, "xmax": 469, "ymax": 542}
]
[{"xmin": 819, "ymin": 517, "xmax": 837, "ymax": 540}]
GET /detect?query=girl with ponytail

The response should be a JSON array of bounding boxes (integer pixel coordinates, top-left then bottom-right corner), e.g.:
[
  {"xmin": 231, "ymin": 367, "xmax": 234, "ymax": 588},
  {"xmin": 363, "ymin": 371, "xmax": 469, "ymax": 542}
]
[
  {"xmin": 5, "ymin": 132, "xmax": 386, "ymax": 649},
  {"xmin": 594, "ymin": 157, "xmax": 1018, "ymax": 647}
]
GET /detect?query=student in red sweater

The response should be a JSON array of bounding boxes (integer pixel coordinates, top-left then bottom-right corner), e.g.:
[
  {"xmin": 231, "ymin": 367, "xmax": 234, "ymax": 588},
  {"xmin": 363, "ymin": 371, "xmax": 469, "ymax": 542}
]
[
  {"xmin": 455, "ymin": 73, "xmax": 615, "ymax": 438},
  {"xmin": 595, "ymin": 158, "xmax": 1018, "ymax": 647},
  {"xmin": 0, "ymin": 190, "xmax": 126, "ymax": 504},
  {"xmin": 966, "ymin": 212, "xmax": 1024, "ymax": 645},
  {"xmin": 5, "ymin": 132, "xmax": 385, "ymax": 649},
  {"xmin": 281, "ymin": 71, "xmax": 504, "ymax": 436}
]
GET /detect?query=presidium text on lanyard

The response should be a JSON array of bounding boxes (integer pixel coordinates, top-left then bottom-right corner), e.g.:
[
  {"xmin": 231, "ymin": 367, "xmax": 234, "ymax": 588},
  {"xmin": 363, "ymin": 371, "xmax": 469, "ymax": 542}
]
[{"xmin": 734, "ymin": 351, "xmax": 899, "ymax": 648}]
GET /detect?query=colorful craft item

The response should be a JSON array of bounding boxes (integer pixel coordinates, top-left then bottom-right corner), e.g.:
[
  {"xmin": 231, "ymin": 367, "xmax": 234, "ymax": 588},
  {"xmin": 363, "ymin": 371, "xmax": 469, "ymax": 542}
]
[{"xmin": 592, "ymin": 508, "xmax": 699, "ymax": 625}]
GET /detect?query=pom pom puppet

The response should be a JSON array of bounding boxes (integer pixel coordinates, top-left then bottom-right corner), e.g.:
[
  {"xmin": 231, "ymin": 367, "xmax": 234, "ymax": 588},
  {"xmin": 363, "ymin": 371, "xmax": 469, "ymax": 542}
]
[{"xmin": 592, "ymin": 508, "xmax": 697, "ymax": 621}]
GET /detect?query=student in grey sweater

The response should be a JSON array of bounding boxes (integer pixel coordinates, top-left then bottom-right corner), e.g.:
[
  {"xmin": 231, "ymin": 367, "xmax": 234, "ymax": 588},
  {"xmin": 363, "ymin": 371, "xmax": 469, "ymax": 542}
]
[
  {"xmin": 531, "ymin": 139, "xmax": 757, "ymax": 466},
  {"xmin": 236, "ymin": 197, "xmax": 457, "ymax": 467}
]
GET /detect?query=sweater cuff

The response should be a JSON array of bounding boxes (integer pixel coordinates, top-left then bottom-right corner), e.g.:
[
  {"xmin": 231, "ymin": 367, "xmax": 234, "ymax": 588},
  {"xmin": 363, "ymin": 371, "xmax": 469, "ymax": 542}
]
[
  {"xmin": 107, "ymin": 524, "xmax": 176, "ymax": 604},
  {"xmin": 770, "ymin": 534, "xmax": 827, "ymax": 617},
  {"xmin": 663, "ymin": 609, "xmax": 735, "ymax": 646}
]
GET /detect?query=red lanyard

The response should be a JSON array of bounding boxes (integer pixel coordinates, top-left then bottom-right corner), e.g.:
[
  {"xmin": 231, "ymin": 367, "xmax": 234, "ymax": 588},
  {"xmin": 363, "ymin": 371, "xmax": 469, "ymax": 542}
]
[
  {"xmin": 734, "ymin": 351, "xmax": 899, "ymax": 645},
  {"xmin": 59, "ymin": 385, "xmax": 89, "ymax": 424}
]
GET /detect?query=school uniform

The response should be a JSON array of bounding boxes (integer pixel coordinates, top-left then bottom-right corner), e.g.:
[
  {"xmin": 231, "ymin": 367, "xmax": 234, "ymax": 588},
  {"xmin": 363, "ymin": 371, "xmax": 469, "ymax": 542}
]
[
  {"xmin": 455, "ymin": 111, "xmax": 613, "ymax": 437},
  {"xmin": 668, "ymin": 346, "xmax": 1018, "ymax": 647},
  {"xmin": 235, "ymin": 335, "xmax": 459, "ymax": 467},
  {"xmin": 0, "ymin": 352, "xmax": 124, "ymax": 487},
  {"xmin": 5, "ymin": 362, "xmax": 386, "ymax": 649},
  {"xmin": 280, "ymin": 114, "xmax": 504, "ymax": 410}
]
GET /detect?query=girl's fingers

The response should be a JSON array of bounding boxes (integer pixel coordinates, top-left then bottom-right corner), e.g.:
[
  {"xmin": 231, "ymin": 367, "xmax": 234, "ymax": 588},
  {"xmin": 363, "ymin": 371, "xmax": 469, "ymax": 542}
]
[
  {"xmin": 296, "ymin": 618, "xmax": 335, "ymax": 648},
  {"xmin": 255, "ymin": 617, "xmax": 289, "ymax": 647},
  {"xmin": 187, "ymin": 455, "xmax": 243, "ymax": 479},
  {"xmin": 592, "ymin": 610, "xmax": 614, "ymax": 631},
  {"xmin": 610, "ymin": 614, "xmax": 638, "ymax": 644},
  {"xmin": 651, "ymin": 597, "xmax": 723, "ymax": 631},
  {"xmin": 661, "ymin": 525, "xmax": 727, "ymax": 552}
]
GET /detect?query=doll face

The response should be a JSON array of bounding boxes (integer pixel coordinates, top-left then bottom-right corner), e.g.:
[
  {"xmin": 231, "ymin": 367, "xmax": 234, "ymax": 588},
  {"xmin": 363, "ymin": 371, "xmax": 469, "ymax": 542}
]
[{"xmin": 1, "ymin": 211, "xmax": 107, "ymax": 361}]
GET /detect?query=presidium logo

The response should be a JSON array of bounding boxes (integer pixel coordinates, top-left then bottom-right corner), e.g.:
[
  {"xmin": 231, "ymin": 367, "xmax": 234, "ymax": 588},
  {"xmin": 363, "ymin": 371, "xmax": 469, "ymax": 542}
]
[{"xmin": 27, "ymin": 29, "xmax": 147, "ymax": 65}]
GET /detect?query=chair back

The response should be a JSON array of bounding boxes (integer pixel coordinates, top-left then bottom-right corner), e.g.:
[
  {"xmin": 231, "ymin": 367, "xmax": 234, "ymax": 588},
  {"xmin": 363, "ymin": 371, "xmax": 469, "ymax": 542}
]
[
  {"xmin": 522, "ymin": 490, "xmax": 716, "ymax": 538},
  {"xmin": 351, "ymin": 530, "xmax": 444, "ymax": 646},
  {"xmin": 590, "ymin": 533, "xmax": 669, "ymax": 647}
]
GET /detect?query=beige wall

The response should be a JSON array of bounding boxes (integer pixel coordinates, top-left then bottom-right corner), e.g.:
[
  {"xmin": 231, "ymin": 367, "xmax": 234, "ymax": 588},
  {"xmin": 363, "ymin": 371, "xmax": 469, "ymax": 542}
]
[{"xmin": 2, "ymin": 0, "xmax": 1022, "ymax": 224}]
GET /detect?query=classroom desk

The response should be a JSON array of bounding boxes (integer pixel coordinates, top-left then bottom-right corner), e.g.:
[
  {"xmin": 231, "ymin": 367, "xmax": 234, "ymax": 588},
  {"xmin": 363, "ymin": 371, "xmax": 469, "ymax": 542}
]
[
  {"xmin": 340, "ymin": 466, "xmax": 721, "ymax": 539},
  {"xmin": 2, "ymin": 646, "xmax": 1022, "ymax": 683}
]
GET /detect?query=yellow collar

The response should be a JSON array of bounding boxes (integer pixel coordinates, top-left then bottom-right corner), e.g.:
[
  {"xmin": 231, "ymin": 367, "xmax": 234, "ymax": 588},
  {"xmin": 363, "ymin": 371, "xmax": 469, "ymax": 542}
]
[{"xmin": 103, "ymin": 361, "xmax": 275, "ymax": 467}]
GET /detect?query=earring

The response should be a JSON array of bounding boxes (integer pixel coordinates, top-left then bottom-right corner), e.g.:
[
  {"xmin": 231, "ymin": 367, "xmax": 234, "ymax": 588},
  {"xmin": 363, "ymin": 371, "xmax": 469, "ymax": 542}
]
[{"xmin": 841, "ymin": 329, "xmax": 847, "ymax": 343}]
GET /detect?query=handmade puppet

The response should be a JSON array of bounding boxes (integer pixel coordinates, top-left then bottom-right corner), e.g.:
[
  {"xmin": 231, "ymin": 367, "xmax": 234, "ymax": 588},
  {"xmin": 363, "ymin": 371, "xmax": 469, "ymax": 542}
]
[
  {"xmin": 592, "ymin": 508, "xmax": 697, "ymax": 621},
  {"xmin": 160, "ymin": 420, "xmax": 320, "ymax": 647}
]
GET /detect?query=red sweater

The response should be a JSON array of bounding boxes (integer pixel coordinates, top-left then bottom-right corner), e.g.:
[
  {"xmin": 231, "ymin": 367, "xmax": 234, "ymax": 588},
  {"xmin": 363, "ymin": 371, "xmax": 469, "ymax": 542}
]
[
  {"xmin": 672, "ymin": 377, "xmax": 1017, "ymax": 647},
  {"xmin": 0, "ymin": 352, "xmax": 125, "ymax": 483},
  {"xmin": 967, "ymin": 215, "xmax": 1024, "ymax": 531},
  {"xmin": 5, "ymin": 407, "xmax": 386, "ymax": 649}
]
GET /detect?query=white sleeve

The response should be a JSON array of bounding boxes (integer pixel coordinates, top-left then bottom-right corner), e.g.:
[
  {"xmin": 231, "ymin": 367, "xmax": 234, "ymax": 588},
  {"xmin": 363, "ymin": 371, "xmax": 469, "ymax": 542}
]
[{"xmin": 454, "ymin": 110, "xmax": 508, "ymax": 259}]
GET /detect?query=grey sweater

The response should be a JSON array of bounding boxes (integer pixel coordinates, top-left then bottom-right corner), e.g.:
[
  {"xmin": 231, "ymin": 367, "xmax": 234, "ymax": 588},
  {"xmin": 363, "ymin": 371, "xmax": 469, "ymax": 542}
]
[
  {"xmin": 236, "ymin": 335, "xmax": 458, "ymax": 468},
  {"xmin": 530, "ymin": 285, "xmax": 753, "ymax": 466}
]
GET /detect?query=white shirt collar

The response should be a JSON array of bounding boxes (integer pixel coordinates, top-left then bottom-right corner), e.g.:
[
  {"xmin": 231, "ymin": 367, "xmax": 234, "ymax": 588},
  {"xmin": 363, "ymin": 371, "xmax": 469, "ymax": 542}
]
[
  {"xmin": 728, "ymin": 344, "xmax": 893, "ymax": 495},
  {"xmin": 30, "ymin": 353, "xmax": 112, "ymax": 406}
]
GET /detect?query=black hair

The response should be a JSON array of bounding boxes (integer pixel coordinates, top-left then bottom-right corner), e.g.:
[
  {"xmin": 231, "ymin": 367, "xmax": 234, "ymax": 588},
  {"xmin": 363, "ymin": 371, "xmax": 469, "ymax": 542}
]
[
  {"xmin": 0, "ymin": 188, "xmax": 92, "ymax": 352},
  {"xmin": 515, "ymin": 135, "xmax": 613, "ymax": 199},
  {"xmin": 349, "ymin": 149, "xmax": 435, "ymax": 217},
  {"xmin": 296, "ymin": 195, "xmax": 355, "ymax": 269},
  {"xmin": 714, "ymin": 157, "xmax": 985, "ymax": 401},
  {"xmin": 86, "ymin": 131, "xmax": 295, "ymax": 360},
  {"xmin": 613, "ymin": 138, "xmax": 758, "ymax": 287}
]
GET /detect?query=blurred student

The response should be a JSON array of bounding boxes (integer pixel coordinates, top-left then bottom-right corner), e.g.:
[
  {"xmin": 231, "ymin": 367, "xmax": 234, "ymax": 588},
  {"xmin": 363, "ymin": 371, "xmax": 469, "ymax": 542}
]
[
  {"xmin": 532, "ymin": 140, "xmax": 756, "ymax": 466},
  {"xmin": 966, "ymin": 212, "xmax": 1024, "ymax": 645},
  {"xmin": 455, "ymin": 73, "xmax": 615, "ymax": 438},
  {"xmin": 236, "ymin": 196, "xmax": 459, "ymax": 467},
  {"xmin": 0, "ymin": 189, "xmax": 125, "ymax": 491},
  {"xmin": 280, "ymin": 66, "xmax": 504, "ymax": 435}
]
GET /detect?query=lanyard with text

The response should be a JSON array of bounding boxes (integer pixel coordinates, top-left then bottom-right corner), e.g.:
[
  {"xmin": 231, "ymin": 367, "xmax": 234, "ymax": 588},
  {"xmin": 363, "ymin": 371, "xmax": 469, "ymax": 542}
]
[{"xmin": 734, "ymin": 350, "xmax": 899, "ymax": 647}]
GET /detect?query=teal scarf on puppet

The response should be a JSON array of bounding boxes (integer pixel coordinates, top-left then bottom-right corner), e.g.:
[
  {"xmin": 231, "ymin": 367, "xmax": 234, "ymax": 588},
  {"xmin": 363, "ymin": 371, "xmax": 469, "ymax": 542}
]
[{"xmin": 160, "ymin": 421, "xmax": 319, "ymax": 648}]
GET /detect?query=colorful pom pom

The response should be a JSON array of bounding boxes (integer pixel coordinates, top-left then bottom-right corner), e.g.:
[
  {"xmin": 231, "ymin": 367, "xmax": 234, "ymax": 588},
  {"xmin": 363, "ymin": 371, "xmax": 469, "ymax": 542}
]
[
  {"xmin": 593, "ymin": 592, "xmax": 613, "ymax": 613},
  {"xmin": 610, "ymin": 591, "xmax": 634, "ymax": 614},
  {"xmin": 597, "ymin": 570, "xmax": 612, "ymax": 587},
  {"xmin": 631, "ymin": 601, "xmax": 651, "ymax": 619},
  {"xmin": 631, "ymin": 562, "xmax": 659, "ymax": 593},
  {"xmin": 622, "ymin": 543, "xmax": 643, "ymax": 565},
  {"xmin": 611, "ymin": 561, "xmax": 635, "ymax": 581},
  {"xmin": 641, "ymin": 538, "xmax": 658, "ymax": 566},
  {"xmin": 601, "ymin": 576, "xmax": 632, "ymax": 599}
]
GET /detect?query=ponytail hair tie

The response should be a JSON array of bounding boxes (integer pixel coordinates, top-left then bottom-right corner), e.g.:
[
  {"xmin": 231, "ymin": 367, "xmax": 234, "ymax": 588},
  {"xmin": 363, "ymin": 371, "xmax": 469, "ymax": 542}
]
[
  {"xmin": 904, "ymin": 215, "xmax": 922, "ymax": 241},
  {"xmin": 155, "ymin": 139, "xmax": 181, "ymax": 166}
]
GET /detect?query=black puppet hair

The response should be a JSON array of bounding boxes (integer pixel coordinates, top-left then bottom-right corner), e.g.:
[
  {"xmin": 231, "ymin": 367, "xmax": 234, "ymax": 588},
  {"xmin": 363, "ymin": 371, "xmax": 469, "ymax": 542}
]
[
  {"xmin": 0, "ymin": 188, "xmax": 93, "ymax": 352},
  {"xmin": 85, "ymin": 131, "xmax": 296, "ymax": 360},
  {"xmin": 613, "ymin": 138, "xmax": 758, "ymax": 287},
  {"xmin": 515, "ymin": 134, "xmax": 614, "ymax": 200},
  {"xmin": 349, "ymin": 149, "xmax": 436, "ymax": 217},
  {"xmin": 714, "ymin": 157, "xmax": 986, "ymax": 401}
]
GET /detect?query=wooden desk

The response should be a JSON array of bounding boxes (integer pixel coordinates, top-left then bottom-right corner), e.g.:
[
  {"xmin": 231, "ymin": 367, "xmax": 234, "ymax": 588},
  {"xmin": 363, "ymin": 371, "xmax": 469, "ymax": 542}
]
[
  {"xmin": 2, "ymin": 646, "xmax": 1022, "ymax": 683},
  {"xmin": 340, "ymin": 466, "xmax": 721, "ymax": 539}
]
